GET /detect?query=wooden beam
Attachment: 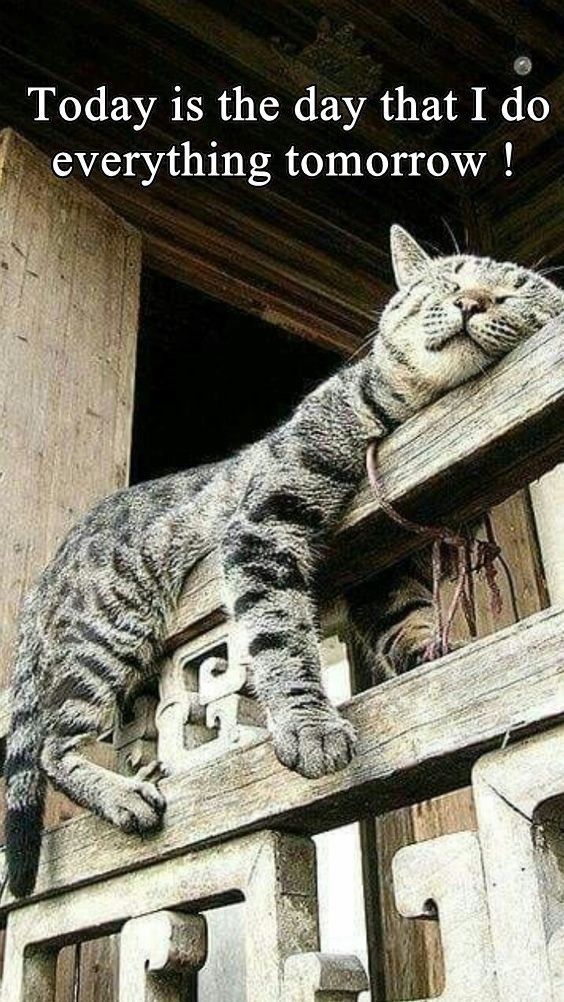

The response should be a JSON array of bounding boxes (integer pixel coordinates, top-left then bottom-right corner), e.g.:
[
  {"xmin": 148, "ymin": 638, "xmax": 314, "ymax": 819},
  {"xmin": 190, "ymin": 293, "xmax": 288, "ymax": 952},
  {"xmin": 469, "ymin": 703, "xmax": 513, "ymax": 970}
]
[
  {"xmin": 489, "ymin": 179, "xmax": 564, "ymax": 264},
  {"xmin": 131, "ymin": 0, "xmax": 438, "ymax": 160},
  {"xmin": 1, "ymin": 603, "xmax": 563, "ymax": 912},
  {"xmin": 166, "ymin": 314, "xmax": 564, "ymax": 644},
  {"xmin": 333, "ymin": 314, "xmax": 564, "ymax": 588},
  {"xmin": 464, "ymin": 0, "xmax": 562, "ymax": 61}
]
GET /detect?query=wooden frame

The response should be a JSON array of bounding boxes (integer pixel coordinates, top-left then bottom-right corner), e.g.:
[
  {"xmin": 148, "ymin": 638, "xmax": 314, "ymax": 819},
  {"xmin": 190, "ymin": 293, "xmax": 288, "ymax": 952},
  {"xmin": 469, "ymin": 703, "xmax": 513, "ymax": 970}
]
[
  {"xmin": 0, "ymin": 832, "xmax": 319, "ymax": 1002},
  {"xmin": 1, "ymin": 601, "xmax": 562, "ymax": 907}
]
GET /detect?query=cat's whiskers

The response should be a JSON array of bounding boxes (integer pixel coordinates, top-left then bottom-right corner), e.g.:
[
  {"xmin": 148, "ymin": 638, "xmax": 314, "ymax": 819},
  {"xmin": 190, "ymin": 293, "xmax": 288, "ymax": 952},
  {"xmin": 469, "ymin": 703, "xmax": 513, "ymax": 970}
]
[
  {"xmin": 346, "ymin": 314, "xmax": 384, "ymax": 363},
  {"xmin": 440, "ymin": 217, "xmax": 461, "ymax": 255},
  {"xmin": 537, "ymin": 264, "xmax": 564, "ymax": 277}
]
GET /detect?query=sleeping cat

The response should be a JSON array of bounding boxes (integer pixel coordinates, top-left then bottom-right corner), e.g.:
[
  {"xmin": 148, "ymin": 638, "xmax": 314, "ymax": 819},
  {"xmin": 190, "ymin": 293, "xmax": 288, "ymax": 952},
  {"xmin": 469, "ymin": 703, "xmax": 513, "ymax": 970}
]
[{"xmin": 6, "ymin": 226, "xmax": 563, "ymax": 897}]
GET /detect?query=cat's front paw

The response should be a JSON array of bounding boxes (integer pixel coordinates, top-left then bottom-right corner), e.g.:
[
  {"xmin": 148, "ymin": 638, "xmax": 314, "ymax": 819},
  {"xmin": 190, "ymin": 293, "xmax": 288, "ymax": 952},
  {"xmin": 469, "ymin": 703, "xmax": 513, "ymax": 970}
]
[
  {"xmin": 272, "ymin": 709, "xmax": 356, "ymax": 779},
  {"xmin": 106, "ymin": 778, "xmax": 167, "ymax": 835}
]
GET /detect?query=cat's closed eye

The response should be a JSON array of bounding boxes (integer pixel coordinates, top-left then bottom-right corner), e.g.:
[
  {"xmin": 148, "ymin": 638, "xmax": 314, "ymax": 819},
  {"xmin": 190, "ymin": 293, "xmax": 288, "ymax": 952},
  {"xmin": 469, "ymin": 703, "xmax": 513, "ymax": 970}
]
[{"xmin": 440, "ymin": 277, "xmax": 460, "ymax": 293}]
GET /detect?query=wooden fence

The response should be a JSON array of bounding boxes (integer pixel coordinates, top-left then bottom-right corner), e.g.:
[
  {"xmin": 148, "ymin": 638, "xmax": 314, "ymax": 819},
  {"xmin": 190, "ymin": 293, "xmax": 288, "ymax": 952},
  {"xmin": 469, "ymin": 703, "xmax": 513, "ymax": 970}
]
[{"xmin": 1, "ymin": 305, "xmax": 563, "ymax": 1001}]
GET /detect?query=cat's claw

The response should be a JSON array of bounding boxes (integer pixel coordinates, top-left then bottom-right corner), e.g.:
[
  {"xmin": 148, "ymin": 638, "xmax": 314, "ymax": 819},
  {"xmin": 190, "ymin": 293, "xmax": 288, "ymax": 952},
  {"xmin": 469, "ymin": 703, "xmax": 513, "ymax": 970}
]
[
  {"xmin": 272, "ymin": 711, "xmax": 356, "ymax": 779},
  {"xmin": 134, "ymin": 759, "xmax": 169, "ymax": 785}
]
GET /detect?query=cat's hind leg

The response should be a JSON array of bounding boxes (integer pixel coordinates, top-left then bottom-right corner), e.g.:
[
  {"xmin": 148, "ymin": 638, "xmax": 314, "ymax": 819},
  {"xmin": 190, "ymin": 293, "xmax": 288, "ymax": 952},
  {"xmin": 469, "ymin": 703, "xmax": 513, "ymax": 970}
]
[
  {"xmin": 41, "ymin": 648, "xmax": 166, "ymax": 833},
  {"xmin": 42, "ymin": 735, "xmax": 166, "ymax": 832},
  {"xmin": 349, "ymin": 555, "xmax": 435, "ymax": 681}
]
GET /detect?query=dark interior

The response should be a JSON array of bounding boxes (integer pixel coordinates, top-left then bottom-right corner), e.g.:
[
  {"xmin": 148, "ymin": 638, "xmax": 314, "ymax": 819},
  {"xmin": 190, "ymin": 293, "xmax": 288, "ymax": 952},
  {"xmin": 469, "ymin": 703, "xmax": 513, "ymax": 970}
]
[{"xmin": 130, "ymin": 270, "xmax": 338, "ymax": 483}]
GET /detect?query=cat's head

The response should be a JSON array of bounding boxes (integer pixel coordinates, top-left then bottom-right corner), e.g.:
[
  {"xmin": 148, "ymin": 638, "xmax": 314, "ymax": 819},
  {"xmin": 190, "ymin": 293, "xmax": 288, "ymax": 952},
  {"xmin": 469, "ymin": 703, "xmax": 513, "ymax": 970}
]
[{"xmin": 377, "ymin": 225, "xmax": 564, "ymax": 409}]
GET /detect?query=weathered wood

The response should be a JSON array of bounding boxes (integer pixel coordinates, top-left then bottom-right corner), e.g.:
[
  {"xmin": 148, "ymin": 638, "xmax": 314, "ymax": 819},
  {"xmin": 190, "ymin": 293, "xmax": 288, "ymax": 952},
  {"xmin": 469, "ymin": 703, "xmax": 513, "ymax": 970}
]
[
  {"xmin": 282, "ymin": 953, "xmax": 369, "ymax": 1002},
  {"xmin": 335, "ymin": 316, "xmax": 564, "ymax": 587},
  {"xmin": 371, "ymin": 490, "xmax": 547, "ymax": 999},
  {"xmin": 0, "ymin": 125, "xmax": 142, "ymax": 898},
  {"xmin": 531, "ymin": 467, "xmax": 564, "ymax": 604},
  {"xmin": 473, "ymin": 726, "xmax": 564, "ymax": 1001},
  {"xmin": 77, "ymin": 938, "xmax": 118, "ymax": 1002},
  {"xmin": 392, "ymin": 832, "xmax": 496, "ymax": 1001},
  {"xmin": 1, "ymin": 604, "xmax": 563, "ymax": 912},
  {"xmin": 167, "ymin": 315, "xmax": 564, "ymax": 644},
  {"xmin": 0, "ymin": 127, "xmax": 141, "ymax": 1001},
  {"xmin": 118, "ymin": 912, "xmax": 206, "ymax": 1002},
  {"xmin": 0, "ymin": 129, "xmax": 141, "ymax": 685},
  {"xmin": 0, "ymin": 832, "xmax": 318, "ymax": 1002},
  {"xmin": 373, "ymin": 790, "xmax": 477, "ymax": 999},
  {"xmin": 54, "ymin": 947, "xmax": 77, "ymax": 1002}
]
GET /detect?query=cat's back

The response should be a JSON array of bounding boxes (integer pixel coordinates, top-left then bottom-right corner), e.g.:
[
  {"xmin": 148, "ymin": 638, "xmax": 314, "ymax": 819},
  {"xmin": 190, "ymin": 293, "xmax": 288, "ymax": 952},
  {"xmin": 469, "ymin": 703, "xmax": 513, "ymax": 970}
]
[{"xmin": 35, "ymin": 459, "xmax": 228, "ymax": 594}]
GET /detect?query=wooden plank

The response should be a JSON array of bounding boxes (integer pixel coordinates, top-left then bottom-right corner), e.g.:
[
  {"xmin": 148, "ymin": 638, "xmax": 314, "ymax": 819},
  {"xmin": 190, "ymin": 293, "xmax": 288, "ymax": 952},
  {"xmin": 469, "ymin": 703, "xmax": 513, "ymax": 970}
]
[
  {"xmin": 0, "ymin": 128, "xmax": 140, "ymax": 1000},
  {"xmin": 167, "ymin": 314, "xmax": 564, "ymax": 644},
  {"xmin": 78, "ymin": 938, "xmax": 118, "ymax": 1002},
  {"xmin": 1, "ymin": 603, "xmax": 563, "ymax": 912},
  {"xmin": 55, "ymin": 946, "xmax": 78, "ymax": 1002},
  {"xmin": 335, "ymin": 315, "xmax": 564, "ymax": 585}
]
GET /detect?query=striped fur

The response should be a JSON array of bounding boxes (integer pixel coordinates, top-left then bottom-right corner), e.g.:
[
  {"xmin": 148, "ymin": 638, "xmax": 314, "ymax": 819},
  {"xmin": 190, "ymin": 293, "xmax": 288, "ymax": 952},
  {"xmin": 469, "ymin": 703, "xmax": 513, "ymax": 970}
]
[
  {"xmin": 349, "ymin": 550, "xmax": 442, "ymax": 682},
  {"xmin": 6, "ymin": 226, "xmax": 564, "ymax": 896}
]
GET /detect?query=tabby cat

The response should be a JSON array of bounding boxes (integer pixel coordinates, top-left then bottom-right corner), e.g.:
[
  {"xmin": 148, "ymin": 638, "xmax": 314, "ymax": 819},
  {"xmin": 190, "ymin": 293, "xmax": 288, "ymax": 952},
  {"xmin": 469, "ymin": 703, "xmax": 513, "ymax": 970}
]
[{"xmin": 6, "ymin": 226, "xmax": 563, "ymax": 896}]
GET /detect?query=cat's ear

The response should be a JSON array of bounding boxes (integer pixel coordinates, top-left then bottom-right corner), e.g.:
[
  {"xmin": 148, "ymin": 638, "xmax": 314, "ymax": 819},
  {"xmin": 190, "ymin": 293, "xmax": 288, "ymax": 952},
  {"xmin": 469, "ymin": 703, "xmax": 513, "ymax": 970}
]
[{"xmin": 390, "ymin": 225, "xmax": 430, "ymax": 288}]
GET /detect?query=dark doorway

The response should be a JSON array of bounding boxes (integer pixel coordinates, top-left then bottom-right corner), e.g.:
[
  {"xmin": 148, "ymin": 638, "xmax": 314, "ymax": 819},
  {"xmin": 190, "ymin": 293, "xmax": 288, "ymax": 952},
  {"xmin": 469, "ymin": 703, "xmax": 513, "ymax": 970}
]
[{"xmin": 130, "ymin": 270, "xmax": 340, "ymax": 484}]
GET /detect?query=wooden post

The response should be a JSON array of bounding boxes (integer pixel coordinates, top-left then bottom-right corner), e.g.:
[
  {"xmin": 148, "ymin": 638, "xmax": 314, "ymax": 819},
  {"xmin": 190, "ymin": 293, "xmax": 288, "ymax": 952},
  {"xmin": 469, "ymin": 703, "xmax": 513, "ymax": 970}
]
[
  {"xmin": 0, "ymin": 129, "xmax": 141, "ymax": 999},
  {"xmin": 0, "ymin": 128, "xmax": 140, "ymax": 689},
  {"xmin": 118, "ymin": 912, "xmax": 207, "ymax": 1002},
  {"xmin": 0, "ymin": 129, "xmax": 140, "ymax": 741}
]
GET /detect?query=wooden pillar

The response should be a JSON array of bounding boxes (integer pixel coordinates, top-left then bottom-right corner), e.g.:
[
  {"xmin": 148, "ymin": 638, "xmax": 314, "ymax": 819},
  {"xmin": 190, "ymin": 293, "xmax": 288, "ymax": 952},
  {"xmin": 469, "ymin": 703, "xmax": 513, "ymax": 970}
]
[
  {"xmin": 0, "ymin": 129, "xmax": 141, "ymax": 999},
  {"xmin": 0, "ymin": 129, "xmax": 140, "ymax": 684}
]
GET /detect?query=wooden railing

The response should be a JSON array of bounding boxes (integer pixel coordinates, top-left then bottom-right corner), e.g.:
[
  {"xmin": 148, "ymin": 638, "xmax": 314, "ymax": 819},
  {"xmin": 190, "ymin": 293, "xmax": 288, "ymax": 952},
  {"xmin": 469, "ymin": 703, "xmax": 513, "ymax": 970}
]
[{"xmin": 1, "ymin": 315, "xmax": 564, "ymax": 1002}]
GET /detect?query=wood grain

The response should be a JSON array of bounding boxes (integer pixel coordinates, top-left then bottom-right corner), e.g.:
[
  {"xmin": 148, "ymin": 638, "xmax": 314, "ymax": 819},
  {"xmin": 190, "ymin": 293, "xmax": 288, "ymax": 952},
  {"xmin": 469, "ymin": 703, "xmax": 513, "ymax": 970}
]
[
  {"xmin": 1, "ymin": 603, "xmax": 563, "ymax": 913},
  {"xmin": 0, "ymin": 129, "xmax": 141, "ymax": 686},
  {"xmin": 0, "ymin": 126, "xmax": 140, "ymax": 883}
]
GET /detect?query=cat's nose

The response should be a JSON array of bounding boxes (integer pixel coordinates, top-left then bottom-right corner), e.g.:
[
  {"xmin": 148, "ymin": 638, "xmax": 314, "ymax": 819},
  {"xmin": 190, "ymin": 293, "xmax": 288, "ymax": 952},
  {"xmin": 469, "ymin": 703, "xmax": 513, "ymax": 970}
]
[{"xmin": 453, "ymin": 289, "xmax": 491, "ymax": 317}]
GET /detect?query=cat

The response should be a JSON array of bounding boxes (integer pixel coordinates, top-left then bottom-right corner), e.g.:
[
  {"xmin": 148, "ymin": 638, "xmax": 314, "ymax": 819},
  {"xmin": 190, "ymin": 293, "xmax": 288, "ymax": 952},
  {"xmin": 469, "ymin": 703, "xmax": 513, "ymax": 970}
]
[{"xmin": 5, "ymin": 226, "xmax": 563, "ymax": 897}]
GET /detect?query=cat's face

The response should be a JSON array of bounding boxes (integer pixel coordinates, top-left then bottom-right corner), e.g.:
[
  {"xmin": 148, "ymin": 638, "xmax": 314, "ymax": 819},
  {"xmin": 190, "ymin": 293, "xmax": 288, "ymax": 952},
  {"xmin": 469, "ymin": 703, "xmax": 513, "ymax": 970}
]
[{"xmin": 378, "ymin": 226, "xmax": 564, "ymax": 403}]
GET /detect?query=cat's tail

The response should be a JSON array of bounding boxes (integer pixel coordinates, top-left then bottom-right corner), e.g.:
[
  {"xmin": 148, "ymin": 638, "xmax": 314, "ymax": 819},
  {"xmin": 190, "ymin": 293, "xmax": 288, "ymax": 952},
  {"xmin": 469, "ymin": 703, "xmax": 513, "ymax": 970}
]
[{"xmin": 4, "ymin": 621, "xmax": 46, "ymax": 898}]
